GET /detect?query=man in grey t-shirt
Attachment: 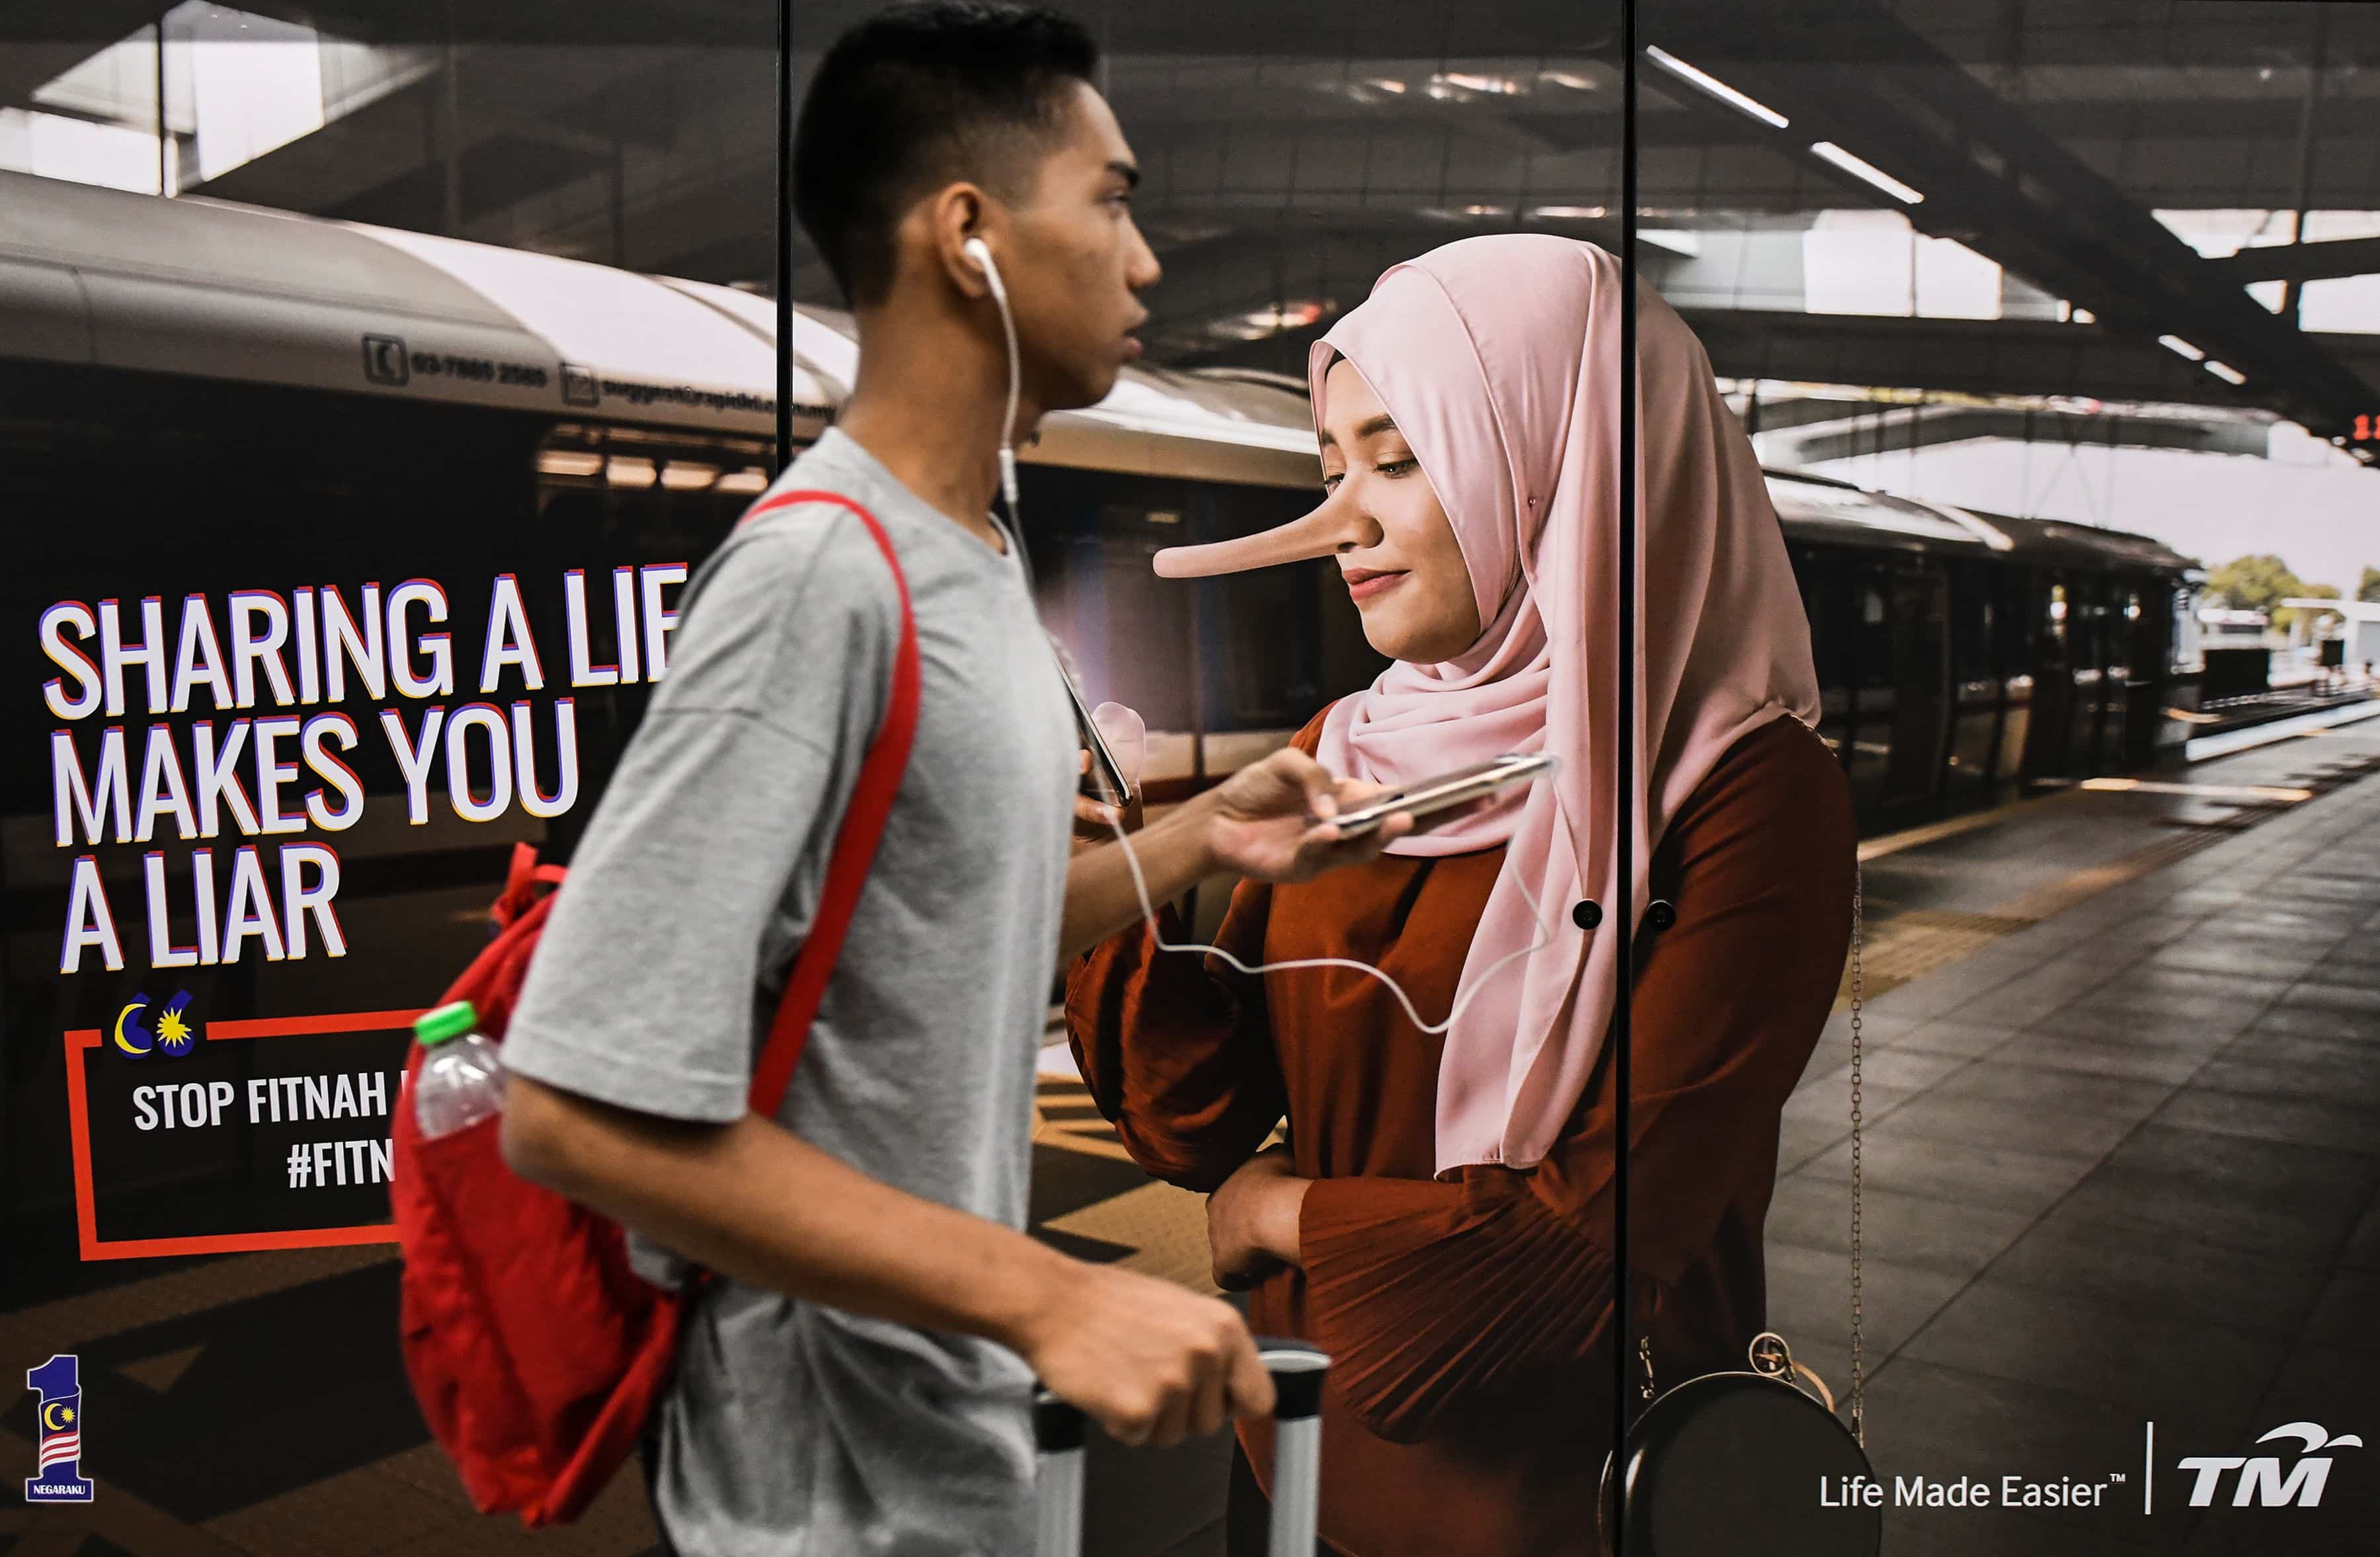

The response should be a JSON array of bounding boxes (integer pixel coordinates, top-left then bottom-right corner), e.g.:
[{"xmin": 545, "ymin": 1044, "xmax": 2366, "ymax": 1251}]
[{"xmin": 497, "ymin": 7, "xmax": 1412, "ymax": 1554}]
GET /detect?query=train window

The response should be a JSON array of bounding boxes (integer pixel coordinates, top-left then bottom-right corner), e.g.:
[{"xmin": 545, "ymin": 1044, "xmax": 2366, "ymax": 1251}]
[
  {"xmin": 2170, "ymin": 585, "xmax": 2203, "ymax": 672},
  {"xmin": 1857, "ymin": 567, "xmax": 1894, "ymax": 689},
  {"xmin": 1216, "ymin": 566, "xmax": 1320, "ymax": 729},
  {"xmin": 1991, "ymin": 567, "xmax": 2032, "ymax": 672},
  {"xmin": 1950, "ymin": 564, "xmax": 1995, "ymax": 682},
  {"xmin": 1796, "ymin": 547, "xmax": 1856, "ymax": 690}
]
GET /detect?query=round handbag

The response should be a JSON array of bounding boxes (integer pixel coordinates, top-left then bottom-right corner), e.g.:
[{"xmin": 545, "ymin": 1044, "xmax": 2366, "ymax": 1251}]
[
  {"xmin": 1599, "ymin": 868, "xmax": 1882, "ymax": 1557},
  {"xmin": 1598, "ymin": 1332, "xmax": 1881, "ymax": 1556}
]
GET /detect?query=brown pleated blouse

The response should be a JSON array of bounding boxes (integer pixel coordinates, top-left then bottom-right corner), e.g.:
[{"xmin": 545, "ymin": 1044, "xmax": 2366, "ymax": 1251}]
[{"xmin": 1066, "ymin": 713, "xmax": 1856, "ymax": 1557}]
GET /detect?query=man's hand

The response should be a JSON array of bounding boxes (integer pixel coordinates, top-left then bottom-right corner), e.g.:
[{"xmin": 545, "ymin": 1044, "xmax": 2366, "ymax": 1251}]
[
  {"xmin": 1195, "ymin": 747, "xmax": 1412, "ymax": 883},
  {"xmin": 1206, "ymin": 1146, "xmax": 1310, "ymax": 1292},
  {"xmin": 1014, "ymin": 1261, "xmax": 1275, "ymax": 1447}
]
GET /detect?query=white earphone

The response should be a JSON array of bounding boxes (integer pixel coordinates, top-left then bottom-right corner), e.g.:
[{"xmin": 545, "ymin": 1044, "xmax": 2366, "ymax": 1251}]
[{"xmin": 963, "ymin": 236, "xmax": 1024, "ymax": 520}]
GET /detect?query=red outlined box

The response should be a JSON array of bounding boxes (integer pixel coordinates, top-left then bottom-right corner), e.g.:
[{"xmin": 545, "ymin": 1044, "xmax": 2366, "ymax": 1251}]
[{"xmin": 64, "ymin": 1007, "xmax": 424, "ymax": 1261}]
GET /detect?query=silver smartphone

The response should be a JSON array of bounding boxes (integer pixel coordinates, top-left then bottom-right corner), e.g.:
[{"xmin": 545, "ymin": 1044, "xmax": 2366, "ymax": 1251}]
[
  {"xmin": 1325, "ymin": 752, "xmax": 1555, "ymax": 838},
  {"xmin": 1056, "ymin": 657, "xmax": 1136, "ymax": 811}
]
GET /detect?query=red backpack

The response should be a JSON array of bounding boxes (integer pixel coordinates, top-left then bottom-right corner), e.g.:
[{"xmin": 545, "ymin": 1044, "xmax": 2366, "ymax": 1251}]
[{"xmin": 390, "ymin": 491, "xmax": 919, "ymax": 1526}]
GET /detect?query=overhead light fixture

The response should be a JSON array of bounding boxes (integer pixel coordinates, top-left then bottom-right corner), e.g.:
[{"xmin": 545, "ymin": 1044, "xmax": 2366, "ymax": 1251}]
[
  {"xmin": 606, "ymin": 456, "xmax": 657, "ymax": 489},
  {"xmin": 1370, "ymin": 78, "xmax": 1407, "ymax": 94},
  {"xmin": 717, "ymin": 467, "xmax": 770, "ymax": 495},
  {"xmin": 2157, "ymin": 334, "xmax": 2205, "ymax": 361},
  {"xmin": 1540, "ymin": 70, "xmax": 1596, "ymax": 91},
  {"xmin": 1807, "ymin": 141, "xmax": 1924, "ymax": 204},
  {"xmin": 1644, "ymin": 46, "xmax": 1789, "ymax": 130},
  {"xmin": 660, "ymin": 461, "xmax": 719, "ymax": 491},
  {"xmin": 2203, "ymin": 360, "xmax": 2246, "ymax": 385},
  {"xmin": 1459, "ymin": 203, "xmax": 1511, "ymax": 218},
  {"xmin": 2072, "ymin": 306, "xmax": 2098, "ymax": 325},
  {"xmin": 1530, "ymin": 204, "xmax": 1608, "ymax": 220}
]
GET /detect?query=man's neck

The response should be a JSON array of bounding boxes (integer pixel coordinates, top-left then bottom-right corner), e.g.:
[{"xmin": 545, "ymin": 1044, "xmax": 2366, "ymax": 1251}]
[{"xmin": 834, "ymin": 306, "xmax": 1035, "ymax": 555}]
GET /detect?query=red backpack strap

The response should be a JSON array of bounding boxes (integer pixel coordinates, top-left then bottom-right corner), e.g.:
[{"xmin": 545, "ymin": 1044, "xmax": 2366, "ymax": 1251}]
[
  {"xmin": 735, "ymin": 488, "xmax": 922, "ymax": 1117},
  {"xmin": 490, "ymin": 841, "xmax": 569, "ymax": 932}
]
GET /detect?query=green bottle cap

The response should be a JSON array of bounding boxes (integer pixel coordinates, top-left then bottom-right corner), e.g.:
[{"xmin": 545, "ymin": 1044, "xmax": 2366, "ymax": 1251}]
[{"xmin": 415, "ymin": 1000, "xmax": 479, "ymax": 1047}]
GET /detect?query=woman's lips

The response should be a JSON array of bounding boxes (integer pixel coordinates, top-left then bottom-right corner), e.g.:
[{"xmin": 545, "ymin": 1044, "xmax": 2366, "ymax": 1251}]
[{"xmin": 1345, "ymin": 569, "xmax": 1408, "ymax": 603}]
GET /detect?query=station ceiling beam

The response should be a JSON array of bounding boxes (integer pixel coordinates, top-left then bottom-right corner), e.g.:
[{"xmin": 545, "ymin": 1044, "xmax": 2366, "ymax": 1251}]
[
  {"xmin": 1686, "ymin": 309, "xmax": 2380, "ymax": 415},
  {"xmin": 2206, "ymin": 236, "xmax": 2380, "ymax": 287},
  {"xmin": 1644, "ymin": 1, "xmax": 2380, "ymax": 442}
]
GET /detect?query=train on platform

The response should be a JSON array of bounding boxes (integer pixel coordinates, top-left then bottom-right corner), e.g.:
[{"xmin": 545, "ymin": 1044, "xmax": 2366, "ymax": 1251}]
[
  {"xmin": 0, "ymin": 167, "xmax": 2208, "ymax": 1234},
  {"xmin": 0, "ymin": 166, "xmax": 2204, "ymax": 867}
]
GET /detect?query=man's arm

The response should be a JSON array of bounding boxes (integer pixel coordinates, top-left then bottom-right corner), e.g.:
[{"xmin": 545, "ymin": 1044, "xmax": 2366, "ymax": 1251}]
[
  {"xmin": 1058, "ymin": 746, "xmax": 1411, "ymax": 963},
  {"xmin": 500, "ymin": 1076, "xmax": 1274, "ymax": 1447}
]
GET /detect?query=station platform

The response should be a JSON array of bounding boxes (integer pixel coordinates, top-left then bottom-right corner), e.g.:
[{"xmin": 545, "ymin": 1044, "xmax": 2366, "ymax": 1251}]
[
  {"xmin": 1025, "ymin": 711, "xmax": 2380, "ymax": 1557},
  {"xmin": 3, "ymin": 718, "xmax": 2371, "ymax": 1557}
]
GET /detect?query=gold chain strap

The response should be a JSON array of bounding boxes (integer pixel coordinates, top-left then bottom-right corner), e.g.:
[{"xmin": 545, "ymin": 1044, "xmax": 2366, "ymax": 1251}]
[
  {"xmin": 1633, "ymin": 863, "xmax": 1869, "ymax": 1455},
  {"xmin": 1848, "ymin": 863, "xmax": 1866, "ymax": 1451}
]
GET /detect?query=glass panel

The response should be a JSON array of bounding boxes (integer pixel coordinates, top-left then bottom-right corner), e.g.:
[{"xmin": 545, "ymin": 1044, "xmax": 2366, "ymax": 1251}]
[
  {"xmin": 1, "ymin": 4, "xmax": 775, "ymax": 1543},
  {"xmin": 1638, "ymin": 7, "xmax": 2380, "ymax": 1555}
]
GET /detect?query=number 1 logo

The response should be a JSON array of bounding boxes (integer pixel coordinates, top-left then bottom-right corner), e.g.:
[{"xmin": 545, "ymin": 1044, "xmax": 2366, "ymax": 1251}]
[{"xmin": 25, "ymin": 1355, "xmax": 93, "ymax": 1503}]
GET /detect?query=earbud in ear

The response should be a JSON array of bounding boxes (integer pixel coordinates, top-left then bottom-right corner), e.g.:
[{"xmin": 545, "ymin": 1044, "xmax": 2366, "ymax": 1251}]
[{"xmin": 963, "ymin": 238, "xmax": 1008, "ymax": 307}]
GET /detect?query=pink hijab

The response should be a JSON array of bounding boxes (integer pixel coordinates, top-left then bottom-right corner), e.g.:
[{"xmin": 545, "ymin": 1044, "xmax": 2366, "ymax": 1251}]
[{"xmin": 1159, "ymin": 235, "xmax": 1821, "ymax": 1176}]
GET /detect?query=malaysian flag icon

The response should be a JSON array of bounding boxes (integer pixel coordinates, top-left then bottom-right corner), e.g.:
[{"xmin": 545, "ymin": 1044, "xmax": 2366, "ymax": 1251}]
[{"xmin": 25, "ymin": 1354, "xmax": 93, "ymax": 1503}]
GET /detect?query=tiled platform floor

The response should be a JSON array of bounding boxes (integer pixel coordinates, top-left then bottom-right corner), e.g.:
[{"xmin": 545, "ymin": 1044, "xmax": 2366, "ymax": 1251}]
[{"xmin": 1769, "ymin": 721, "xmax": 2380, "ymax": 1557}]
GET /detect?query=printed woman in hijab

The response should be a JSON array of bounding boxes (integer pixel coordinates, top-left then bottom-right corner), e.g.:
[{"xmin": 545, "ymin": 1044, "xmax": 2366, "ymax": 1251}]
[{"xmin": 1065, "ymin": 235, "xmax": 1857, "ymax": 1557}]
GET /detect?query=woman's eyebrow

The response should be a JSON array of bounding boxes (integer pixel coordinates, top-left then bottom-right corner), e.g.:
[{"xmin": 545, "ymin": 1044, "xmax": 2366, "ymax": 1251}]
[{"xmin": 1318, "ymin": 413, "xmax": 1400, "ymax": 450}]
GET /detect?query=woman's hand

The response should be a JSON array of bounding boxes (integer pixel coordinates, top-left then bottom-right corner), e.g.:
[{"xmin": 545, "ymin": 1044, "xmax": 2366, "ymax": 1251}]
[
  {"xmin": 1206, "ymin": 1145, "xmax": 1310, "ymax": 1293},
  {"xmin": 1193, "ymin": 748, "xmax": 1411, "ymax": 883}
]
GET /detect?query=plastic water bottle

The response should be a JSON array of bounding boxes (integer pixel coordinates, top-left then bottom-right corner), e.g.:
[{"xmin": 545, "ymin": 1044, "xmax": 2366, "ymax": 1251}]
[{"xmin": 413, "ymin": 1000, "xmax": 506, "ymax": 1138}]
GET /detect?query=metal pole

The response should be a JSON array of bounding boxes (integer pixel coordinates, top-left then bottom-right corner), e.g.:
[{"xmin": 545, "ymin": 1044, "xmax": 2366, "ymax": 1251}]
[
  {"xmin": 1263, "ymin": 1347, "xmax": 1329, "ymax": 1556},
  {"xmin": 1031, "ymin": 1394, "xmax": 1085, "ymax": 1557},
  {"xmin": 155, "ymin": 11, "xmax": 169, "ymax": 196},
  {"xmin": 2280, "ymin": 9, "xmax": 2328, "ymax": 325},
  {"xmin": 775, "ymin": 0, "xmax": 797, "ymax": 473},
  {"xmin": 440, "ymin": 2, "xmax": 463, "ymax": 237},
  {"xmin": 1614, "ymin": 2, "xmax": 1639, "ymax": 1549}
]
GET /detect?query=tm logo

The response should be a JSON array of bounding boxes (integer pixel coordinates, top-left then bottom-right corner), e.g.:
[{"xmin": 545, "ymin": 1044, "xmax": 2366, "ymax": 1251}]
[
  {"xmin": 2180, "ymin": 1422, "xmax": 2362, "ymax": 1508},
  {"xmin": 25, "ymin": 1355, "xmax": 92, "ymax": 1503}
]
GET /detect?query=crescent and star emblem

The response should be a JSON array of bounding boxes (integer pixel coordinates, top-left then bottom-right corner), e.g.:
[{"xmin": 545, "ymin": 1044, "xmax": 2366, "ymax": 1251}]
[
  {"xmin": 42, "ymin": 1400, "xmax": 75, "ymax": 1431},
  {"xmin": 112, "ymin": 998, "xmax": 152, "ymax": 1057}
]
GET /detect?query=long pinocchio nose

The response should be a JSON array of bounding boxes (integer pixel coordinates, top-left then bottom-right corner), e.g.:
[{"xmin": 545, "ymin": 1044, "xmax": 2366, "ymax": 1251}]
[{"xmin": 1150, "ymin": 500, "xmax": 1353, "ymax": 579}]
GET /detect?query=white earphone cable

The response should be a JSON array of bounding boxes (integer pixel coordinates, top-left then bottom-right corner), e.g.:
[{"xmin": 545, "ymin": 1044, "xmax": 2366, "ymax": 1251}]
[
  {"xmin": 966, "ymin": 237, "xmax": 1024, "ymax": 518},
  {"xmin": 1095, "ymin": 798, "xmax": 1560, "ymax": 1037}
]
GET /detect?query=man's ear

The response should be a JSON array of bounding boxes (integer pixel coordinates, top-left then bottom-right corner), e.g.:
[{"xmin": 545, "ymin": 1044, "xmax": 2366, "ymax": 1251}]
[{"xmin": 920, "ymin": 183, "xmax": 998, "ymax": 300}]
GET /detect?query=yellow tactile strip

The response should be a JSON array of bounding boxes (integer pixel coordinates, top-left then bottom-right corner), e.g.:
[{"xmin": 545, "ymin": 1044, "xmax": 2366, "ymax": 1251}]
[{"xmin": 1841, "ymin": 826, "xmax": 2220, "ymax": 1006}]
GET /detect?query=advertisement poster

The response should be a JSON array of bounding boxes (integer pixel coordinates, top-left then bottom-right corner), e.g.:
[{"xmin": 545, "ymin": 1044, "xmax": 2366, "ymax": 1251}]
[{"xmin": 5, "ymin": 6, "xmax": 2379, "ymax": 1557}]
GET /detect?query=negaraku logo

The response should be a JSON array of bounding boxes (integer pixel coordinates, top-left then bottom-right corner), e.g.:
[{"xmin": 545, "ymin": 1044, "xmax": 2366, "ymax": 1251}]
[{"xmin": 2178, "ymin": 1423, "xmax": 2362, "ymax": 1508}]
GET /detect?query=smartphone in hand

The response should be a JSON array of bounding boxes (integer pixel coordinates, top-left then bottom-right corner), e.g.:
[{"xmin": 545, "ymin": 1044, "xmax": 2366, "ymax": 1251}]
[{"xmin": 1326, "ymin": 753, "xmax": 1556, "ymax": 838}]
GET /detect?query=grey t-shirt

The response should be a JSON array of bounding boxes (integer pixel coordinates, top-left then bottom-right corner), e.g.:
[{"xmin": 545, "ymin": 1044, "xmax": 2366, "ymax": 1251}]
[{"xmin": 502, "ymin": 428, "xmax": 1079, "ymax": 1556}]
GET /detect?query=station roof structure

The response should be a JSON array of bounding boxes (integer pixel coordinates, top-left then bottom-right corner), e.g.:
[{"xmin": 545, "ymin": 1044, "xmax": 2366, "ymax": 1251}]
[{"xmin": 3, "ymin": 0, "xmax": 2378, "ymax": 457}]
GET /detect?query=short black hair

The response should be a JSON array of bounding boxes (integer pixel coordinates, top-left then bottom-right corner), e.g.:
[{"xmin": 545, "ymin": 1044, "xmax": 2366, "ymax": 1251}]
[{"xmin": 794, "ymin": 3, "xmax": 1100, "ymax": 305}]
